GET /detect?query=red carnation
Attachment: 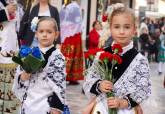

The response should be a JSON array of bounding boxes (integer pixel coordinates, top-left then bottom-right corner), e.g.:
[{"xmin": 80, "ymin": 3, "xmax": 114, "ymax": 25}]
[
  {"xmin": 99, "ymin": 52, "xmax": 113, "ymax": 63},
  {"xmin": 113, "ymin": 54, "xmax": 122, "ymax": 64},
  {"xmin": 84, "ymin": 48, "xmax": 103, "ymax": 60},
  {"xmin": 102, "ymin": 15, "xmax": 108, "ymax": 22},
  {"xmin": 112, "ymin": 44, "xmax": 123, "ymax": 54}
]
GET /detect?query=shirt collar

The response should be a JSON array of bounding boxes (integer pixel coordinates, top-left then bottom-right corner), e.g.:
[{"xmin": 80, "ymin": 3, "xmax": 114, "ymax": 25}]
[{"xmin": 39, "ymin": 45, "xmax": 54, "ymax": 54}]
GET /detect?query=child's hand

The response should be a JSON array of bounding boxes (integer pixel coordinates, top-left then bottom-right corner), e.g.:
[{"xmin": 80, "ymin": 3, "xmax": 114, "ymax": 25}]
[
  {"xmin": 135, "ymin": 105, "xmax": 143, "ymax": 114},
  {"xmin": 99, "ymin": 80, "xmax": 113, "ymax": 93},
  {"xmin": 20, "ymin": 71, "xmax": 31, "ymax": 81},
  {"xmin": 107, "ymin": 97, "xmax": 128, "ymax": 109},
  {"xmin": 82, "ymin": 97, "xmax": 96, "ymax": 114},
  {"xmin": 50, "ymin": 109, "xmax": 61, "ymax": 114}
]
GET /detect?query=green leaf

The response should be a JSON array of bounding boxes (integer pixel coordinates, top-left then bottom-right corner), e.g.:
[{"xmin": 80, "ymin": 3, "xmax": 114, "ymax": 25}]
[
  {"xmin": 12, "ymin": 56, "xmax": 23, "ymax": 66},
  {"xmin": 114, "ymin": 49, "xmax": 118, "ymax": 54},
  {"xmin": 22, "ymin": 54, "xmax": 45, "ymax": 73},
  {"xmin": 89, "ymin": 55, "xmax": 94, "ymax": 60},
  {"xmin": 103, "ymin": 58, "xmax": 109, "ymax": 64}
]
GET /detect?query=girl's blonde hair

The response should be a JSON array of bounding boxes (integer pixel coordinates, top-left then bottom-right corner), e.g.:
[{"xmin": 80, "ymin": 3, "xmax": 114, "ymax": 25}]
[
  {"xmin": 109, "ymin": 7, "xmax": 135, "ymax": 26},
  {"xmin": 36, "ymin": 17, "xmax": 58, "ymax": 31}
]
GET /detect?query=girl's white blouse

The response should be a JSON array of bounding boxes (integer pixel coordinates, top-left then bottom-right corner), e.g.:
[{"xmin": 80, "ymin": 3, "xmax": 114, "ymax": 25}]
[{"xmin": 12, "ymin": 49, "xmax": 66, "ymax": 114}]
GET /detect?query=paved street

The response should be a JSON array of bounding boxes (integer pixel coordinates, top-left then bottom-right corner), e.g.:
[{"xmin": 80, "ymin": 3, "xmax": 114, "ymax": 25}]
[{"xmin": 66, "ymin": 62, "xmax": 165, "ymax": 114}]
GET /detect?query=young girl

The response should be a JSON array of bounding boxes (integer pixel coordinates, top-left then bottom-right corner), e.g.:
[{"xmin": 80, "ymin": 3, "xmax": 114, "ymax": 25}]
[
  {"xmin": 12, "ymin": 17, "xmax": 66, "ymax": 114},
  {"xmin": 83, "ymin": 7, "xmax": 151, "ymax": 114}
]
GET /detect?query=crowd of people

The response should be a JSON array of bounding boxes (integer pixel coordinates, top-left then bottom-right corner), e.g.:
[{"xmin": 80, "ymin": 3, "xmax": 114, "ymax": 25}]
[
  {"xmin": 138, "ymin": 17, "xmax": 165, "ymax": 75},
  {"xmin": 0, "ymin": 0, "xmax": 164, "ymax": 114}
]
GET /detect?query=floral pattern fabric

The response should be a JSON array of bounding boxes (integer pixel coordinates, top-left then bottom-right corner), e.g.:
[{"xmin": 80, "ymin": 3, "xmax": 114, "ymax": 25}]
[
  {"xmin": 61, "ymin": 33, "xmax": 84, "ymax": 81},
  {"xmin": 0, "ymin": 64, "xmax": 20, "ymax": 114}
]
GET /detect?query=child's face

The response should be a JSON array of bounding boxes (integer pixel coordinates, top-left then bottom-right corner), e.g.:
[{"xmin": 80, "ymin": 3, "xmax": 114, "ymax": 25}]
[
  {"xmin": 35, "ymin": 20, "xmax": 57, "ymax": 48},
  {"xmin": 94, "ymin": 22, "xmax": 102, "ymax": 31},
  {"xmin": 110, "ymin": 13, "xmax": 135, "ymax": 47},
  {"xmin": 39, "ymin": 0, "xmax": 49, "ymax": 2}
]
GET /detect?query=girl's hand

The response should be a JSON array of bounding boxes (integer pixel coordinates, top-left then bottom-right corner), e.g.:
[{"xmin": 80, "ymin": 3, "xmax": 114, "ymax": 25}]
[
  {"xmin": 82, "ymin": 97, "xmax": 96, "ymax": 114},
  {"xmin": 107, "ymin": 97, "xmax": 128, "ymax": 109},
  {"xmin": 20, "ymin": 72, "xmax": 31, "ymax": 81},
  {"xmin": 135, "ymin": 105, "xmax": 143, "ymax": 114},
  {"xmin": 50, "ymin": 109, "xmax": 61, "ymax": 114},
  {"xmin": 99, "ymin": 80, "xmax": 113, "ymax": 93}
]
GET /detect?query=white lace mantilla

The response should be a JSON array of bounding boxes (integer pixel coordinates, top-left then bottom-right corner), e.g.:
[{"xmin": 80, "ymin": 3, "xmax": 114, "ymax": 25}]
[{"xmin": 83, "ymin": 53, "xmax": 151, "ymax": 113}]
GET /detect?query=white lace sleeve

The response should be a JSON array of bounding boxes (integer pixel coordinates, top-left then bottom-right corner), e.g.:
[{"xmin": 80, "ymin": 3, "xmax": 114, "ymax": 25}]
[
  {"xmin": 45, "ymin": 49, "xmax": 66, "ymax": 104},
  {"xmin": 130, "ymin": 57, "xmax": 151, "ymax": 103},
  {"xmin": 12, "ymin": 66, "xmax": 30, "ymax": 101},
  {"xmin": 83, "ymin": 59, "xmax": 105, "ymax": 99}
]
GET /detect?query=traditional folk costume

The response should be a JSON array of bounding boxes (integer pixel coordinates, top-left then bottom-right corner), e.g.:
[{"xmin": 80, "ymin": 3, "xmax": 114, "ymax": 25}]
[
  {"xmin": 12, "ymin": 47, "xmax": 66, "ymax": 114},
  {"xmin": 0, "ymin": 0, "xmax": 19, "ymax": 114},
  {"xmin": 60, "ymin": 1, "xmax": 83, "ymax": 81},
  {"xmin": 83, "ymin": 41, "xmax": 151, "ymax": 114}
]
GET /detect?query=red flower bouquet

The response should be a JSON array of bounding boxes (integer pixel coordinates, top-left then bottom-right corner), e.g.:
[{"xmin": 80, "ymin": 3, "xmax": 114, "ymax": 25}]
[
  {"xmin": 84, "ymin": 44, "xmax": 123, "ymax": 114},
  {"xmin": 98, "ymin": 44, "xmax": 123, "ymax": 114},
  {"xmin": 84, "ymin": 48, "xmax": 103, "ymax": 68}
]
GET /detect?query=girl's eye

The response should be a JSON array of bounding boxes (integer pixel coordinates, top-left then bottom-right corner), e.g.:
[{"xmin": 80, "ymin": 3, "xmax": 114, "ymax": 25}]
[
  {"xmin": 114, "ymin": 25, "xmax": 120, "ymax": 29},
  {"xmin": 48, "ymin": 31, "xmax": 53, "ymax": 33},
  {"xmin": 39, "ymin": 30, "xmax": 43, "ymax": 33},
  {"xmin": 125, "ymin": 26, "xmax": 131, "ymax": 29}
]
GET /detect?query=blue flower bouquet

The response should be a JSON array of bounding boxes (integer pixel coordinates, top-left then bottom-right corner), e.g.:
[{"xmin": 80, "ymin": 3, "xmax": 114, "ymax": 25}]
[{"xmin": 12, "ymin": 46, "xmax": 45, "ymax": 73}]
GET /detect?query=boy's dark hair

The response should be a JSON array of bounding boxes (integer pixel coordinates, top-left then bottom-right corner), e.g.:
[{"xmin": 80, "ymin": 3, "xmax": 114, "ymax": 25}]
[{"xmin": 36, "ymin": 17, "xmax": 58, "ymax": 31}]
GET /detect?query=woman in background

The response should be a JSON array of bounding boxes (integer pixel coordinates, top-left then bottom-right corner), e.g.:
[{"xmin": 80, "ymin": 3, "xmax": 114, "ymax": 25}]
[
  {"xmin": 88, "ymin": 20, "xmax": 102, "ymax": 49},
  {"xmin": 60, "ymin": 0, "xmax": 83, "ymax": 85},
  {"xmin": 19, "ymin": 0, "xmax": 60, "ymax": 47}
]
